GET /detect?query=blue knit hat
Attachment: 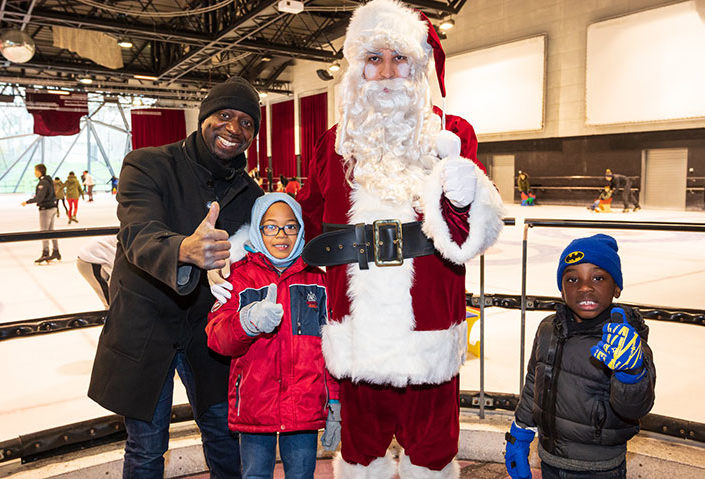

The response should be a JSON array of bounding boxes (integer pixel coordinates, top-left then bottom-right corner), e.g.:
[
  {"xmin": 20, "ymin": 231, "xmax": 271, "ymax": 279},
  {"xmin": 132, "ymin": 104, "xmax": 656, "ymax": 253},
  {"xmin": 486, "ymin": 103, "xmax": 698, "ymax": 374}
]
[{"xmin": 557, "ymin": 234, "xmax": 623, "ymax": 291}]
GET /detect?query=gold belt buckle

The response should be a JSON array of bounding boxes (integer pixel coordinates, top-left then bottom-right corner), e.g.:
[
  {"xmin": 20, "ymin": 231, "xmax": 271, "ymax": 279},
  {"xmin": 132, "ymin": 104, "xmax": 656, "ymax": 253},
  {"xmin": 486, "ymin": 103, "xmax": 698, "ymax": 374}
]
[{"xmin": 372, "ymin": 219, "xmax": 403, "ymax": 267}]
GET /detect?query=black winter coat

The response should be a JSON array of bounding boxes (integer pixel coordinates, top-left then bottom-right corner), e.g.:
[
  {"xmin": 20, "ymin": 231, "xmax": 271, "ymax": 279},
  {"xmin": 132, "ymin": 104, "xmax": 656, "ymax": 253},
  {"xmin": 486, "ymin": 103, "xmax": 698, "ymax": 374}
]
[
  {"xmin": 88, "ymin": 131, "xmax": 263, "ymax": 421},
  {"xmin": 515, "ymin": 304, "xmax": 655, "ymax": 469},
  {"xmin": 26, "ymin": 174, "xmax": 56, "ymax": 209}
]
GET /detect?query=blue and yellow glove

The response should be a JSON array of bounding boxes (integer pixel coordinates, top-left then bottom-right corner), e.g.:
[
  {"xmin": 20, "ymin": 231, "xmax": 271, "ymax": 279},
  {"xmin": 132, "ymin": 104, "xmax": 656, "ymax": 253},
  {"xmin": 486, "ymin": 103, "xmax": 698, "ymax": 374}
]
[
  {"xmin": 590, "ymin": 307, "xmax": 645, "ymax": 384},
  {"xmin": 505, "ymin": 422, "xmax": 535, "ymax": 479}
]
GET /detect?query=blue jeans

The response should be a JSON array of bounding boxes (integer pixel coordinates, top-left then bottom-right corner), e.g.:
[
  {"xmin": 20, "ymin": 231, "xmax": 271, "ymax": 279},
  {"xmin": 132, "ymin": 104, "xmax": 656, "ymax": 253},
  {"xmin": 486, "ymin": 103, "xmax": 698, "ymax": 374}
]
[
  {"xmin": 239, "ymin": 431, "xmax": 318, "ymax": 479},
  {"xmin": 541, "ymin": 460, "xmax": 626, "ymax": 479},
  {"xmin": 123, "ymin": 352, "xmax": 240, "ymax": 478}
]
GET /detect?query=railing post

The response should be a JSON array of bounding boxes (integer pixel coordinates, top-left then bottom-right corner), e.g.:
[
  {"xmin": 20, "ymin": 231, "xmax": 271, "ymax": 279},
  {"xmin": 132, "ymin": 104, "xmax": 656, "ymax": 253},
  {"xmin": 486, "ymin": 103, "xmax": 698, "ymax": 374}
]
[
  {"xmin": 520, "ymin": 223, "xmax": 529, "ymax": 394},
  {"xmin": 479, "ymin": 254, "xmax": 485, "ymax": 419}
]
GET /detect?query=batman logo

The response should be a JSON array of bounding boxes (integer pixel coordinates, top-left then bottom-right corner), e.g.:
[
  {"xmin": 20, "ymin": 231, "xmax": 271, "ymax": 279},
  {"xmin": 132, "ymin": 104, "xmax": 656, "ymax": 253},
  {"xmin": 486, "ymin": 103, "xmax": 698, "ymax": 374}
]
[{"xmin": 565, "ymin": 251, "xmax": 584, "ymax": 263}]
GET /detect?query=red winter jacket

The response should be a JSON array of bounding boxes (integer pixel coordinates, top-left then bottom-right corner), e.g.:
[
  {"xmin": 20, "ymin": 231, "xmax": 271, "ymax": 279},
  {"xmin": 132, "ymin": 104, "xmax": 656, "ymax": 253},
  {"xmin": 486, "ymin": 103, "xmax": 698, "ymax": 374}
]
[{"xmin": 206, "ymin": 252, "xmax": 338, "ymax": 434}]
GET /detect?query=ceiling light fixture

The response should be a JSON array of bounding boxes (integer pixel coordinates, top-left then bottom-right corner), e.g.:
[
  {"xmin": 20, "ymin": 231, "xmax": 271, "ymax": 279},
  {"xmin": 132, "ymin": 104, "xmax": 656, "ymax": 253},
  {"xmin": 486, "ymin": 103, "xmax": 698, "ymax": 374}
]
[
  {"xmin": 328, "ymin": 62, "xmax": 340, "ymax": 72},
  {"xmin": 134, "ymin": 74, "xmax": 158, "ymax": 81},
  {"xmin": 277, "ymin": 0, "xmax": 304, "ymax": 14},
  {"xmin": 117, "ymin": 40, "xmax": 133, "ymax": 48},
  {"xmin": 45, "ymin": 89, "xmax": 70, "ymax": 95},
  {"xmin": 78, "ymin": 77, "xmax": 93, "ymax": 84},
  {"xmin": 259, "ymin": 92, "xmax": 268, "ymax": 98},
  {"xmin": 439, "ymin": 18, "xmax": 455, "ymax": 31}
]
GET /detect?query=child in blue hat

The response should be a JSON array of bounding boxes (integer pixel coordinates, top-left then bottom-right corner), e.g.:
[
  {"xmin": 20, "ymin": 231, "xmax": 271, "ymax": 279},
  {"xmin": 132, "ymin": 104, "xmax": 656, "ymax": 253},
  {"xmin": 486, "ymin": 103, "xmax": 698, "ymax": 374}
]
[
  {"xmin": 505, "ymin": 234, "xmax": 656, "ymax": 479},
  {"xmin": 206, "ymin": 193, "xmax": 340, "ymax": 478}
]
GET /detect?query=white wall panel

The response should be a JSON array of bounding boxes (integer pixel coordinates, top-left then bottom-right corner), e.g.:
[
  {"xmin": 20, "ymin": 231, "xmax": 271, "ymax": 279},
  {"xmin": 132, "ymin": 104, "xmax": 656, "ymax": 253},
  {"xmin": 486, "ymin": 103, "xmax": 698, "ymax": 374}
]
[
  {"xmin": 444, "ymin": 35, "xmax": 545, "ymax": 135},
  {"xmin": 586, "ymin": 1, "xmax": 705, "ymax": 125}
]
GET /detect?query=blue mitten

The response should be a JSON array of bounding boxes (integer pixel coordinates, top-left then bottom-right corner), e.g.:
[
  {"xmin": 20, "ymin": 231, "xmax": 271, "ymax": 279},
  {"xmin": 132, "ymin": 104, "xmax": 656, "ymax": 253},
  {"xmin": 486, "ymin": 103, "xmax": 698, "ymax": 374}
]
[
  {"xmin": 590, "ymin": 307, "xmax": 645, "ymax": 383},
  {"xmin": 505, "ymin": 422, "xmax": 534, "ymax": 479}
]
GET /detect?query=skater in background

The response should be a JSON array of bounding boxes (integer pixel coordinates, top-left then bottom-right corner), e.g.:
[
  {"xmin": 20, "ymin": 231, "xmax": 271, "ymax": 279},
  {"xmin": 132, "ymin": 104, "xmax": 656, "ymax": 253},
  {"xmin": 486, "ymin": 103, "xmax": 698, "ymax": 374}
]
[
  {"xmin": 109, "ymin": 176, "xmax": 119, "ymax": 195},
  {"xmin": 505, "ymin": 234, "xmax": 655, "ymax": 479},
  {"xmin": 21, "ymin": 163, "xmax": 60, "ymax": 263},
  {"xmin": 588, "ymin": 185, "xmax": 613, "ymax": 213},
  {"xmin": 54, "ymin": 176, "xmax": 68, "ymax": 217},
  {"xmin": 605, "ymin": 169, "xmax": 640, "ymax": 212},
  {"xmin": 517, "ymin": 171, "xmax": 536, "ymax": 206},
  {"xmin": 64, "ymin": 171, "xmax": 83, "ymax": 224},
  {"xmin": 83, "ymin": 170, "xmax": 95, "ymax": 201},
  {"xmin": 76, "ymin": 236, "xmax": 118, "ymax": 308},
  {"xmin": 517, "ymin": 170, "xmax": 530, "ymax": 196}
]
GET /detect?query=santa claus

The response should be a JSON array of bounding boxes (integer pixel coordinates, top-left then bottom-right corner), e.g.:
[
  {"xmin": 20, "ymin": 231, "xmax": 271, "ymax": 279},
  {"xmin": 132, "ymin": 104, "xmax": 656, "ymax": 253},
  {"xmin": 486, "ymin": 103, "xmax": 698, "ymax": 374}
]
[{"xmin": 297, "ymin": 0, "xmax": 505, "ymax": 477}]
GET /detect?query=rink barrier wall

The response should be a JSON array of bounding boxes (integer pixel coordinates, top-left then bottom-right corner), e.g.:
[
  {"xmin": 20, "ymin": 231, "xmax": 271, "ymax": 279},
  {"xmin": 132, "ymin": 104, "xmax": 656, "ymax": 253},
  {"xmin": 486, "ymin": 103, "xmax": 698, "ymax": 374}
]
[
  {"xmin": 3, "ymin": 293, "xmax": 702, "ymax": 342},
  {"xmin": 2, "ymin": 219, "xmax": 705, "ymax": 468}
]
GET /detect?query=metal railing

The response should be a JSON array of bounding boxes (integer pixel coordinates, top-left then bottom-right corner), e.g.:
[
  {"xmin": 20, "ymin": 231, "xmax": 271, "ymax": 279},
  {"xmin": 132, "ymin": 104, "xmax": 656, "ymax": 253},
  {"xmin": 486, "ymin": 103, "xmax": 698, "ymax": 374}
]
[{"xmin": 2, "ymin": 218, "xmax": 705, "ymax": 465}]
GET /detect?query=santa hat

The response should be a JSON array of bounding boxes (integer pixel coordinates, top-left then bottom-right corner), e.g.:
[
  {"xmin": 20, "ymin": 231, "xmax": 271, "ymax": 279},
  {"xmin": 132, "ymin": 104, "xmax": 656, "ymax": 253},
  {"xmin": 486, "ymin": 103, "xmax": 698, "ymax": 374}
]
[{"xmin": 342, "ymin": 0, "xmax": 446, "ymax": 99}]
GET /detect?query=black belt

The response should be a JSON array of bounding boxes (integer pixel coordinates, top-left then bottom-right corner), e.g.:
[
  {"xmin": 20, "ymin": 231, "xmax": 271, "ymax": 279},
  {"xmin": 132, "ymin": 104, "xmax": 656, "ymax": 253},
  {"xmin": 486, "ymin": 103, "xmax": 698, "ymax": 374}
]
[{"xmin": 302, "ymin": 220, "xmax": 435, "ymax": 270}]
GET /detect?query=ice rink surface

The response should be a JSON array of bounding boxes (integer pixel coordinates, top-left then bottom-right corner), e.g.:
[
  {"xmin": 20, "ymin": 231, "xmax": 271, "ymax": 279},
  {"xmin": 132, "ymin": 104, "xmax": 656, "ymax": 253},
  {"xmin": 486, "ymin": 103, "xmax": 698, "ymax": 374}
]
[{"xmin": 1, "ymin": 192, "xmax": 704, "ymax": 442}]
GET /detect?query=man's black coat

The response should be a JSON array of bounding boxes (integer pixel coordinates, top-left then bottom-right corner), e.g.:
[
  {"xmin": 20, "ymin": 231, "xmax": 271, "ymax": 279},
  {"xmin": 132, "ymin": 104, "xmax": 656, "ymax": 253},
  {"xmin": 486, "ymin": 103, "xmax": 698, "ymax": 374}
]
[{"xmin": 88, "ymin": 131, "xmax": 263, "ymax": 421}]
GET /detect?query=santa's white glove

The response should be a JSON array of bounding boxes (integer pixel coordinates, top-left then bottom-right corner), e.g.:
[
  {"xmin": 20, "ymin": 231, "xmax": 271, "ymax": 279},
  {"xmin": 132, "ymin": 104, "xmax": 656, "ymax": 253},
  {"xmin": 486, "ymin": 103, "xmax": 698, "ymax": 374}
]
[
  {"xmin": 436, "ymin": 130, "xmax": 461, "ymax": 159},
  {"xmin": 442, "ymin": 157, "xmax": 477, "ymax": 208},
  {"xmin": 207, "ymin": 259, "xmax": 232, "ymax": 304},
  {"xmin": 240, "ymin": 283, "xmax": 283, "ymax": 336}
]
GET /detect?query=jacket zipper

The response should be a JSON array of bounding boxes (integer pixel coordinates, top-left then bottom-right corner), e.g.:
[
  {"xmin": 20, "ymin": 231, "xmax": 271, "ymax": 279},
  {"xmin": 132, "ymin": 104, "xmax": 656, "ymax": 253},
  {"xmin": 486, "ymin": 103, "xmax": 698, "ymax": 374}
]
[{"xmin": 235, "ymin": 374, "xmax": 242, "ymax": 417}]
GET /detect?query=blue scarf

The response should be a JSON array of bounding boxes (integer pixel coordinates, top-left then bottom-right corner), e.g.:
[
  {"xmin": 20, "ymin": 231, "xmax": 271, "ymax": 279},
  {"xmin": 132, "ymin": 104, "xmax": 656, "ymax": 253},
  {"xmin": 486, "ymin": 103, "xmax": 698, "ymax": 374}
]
[{"xmin": 248, "ymin": 193, "xmax": 305, "ymax": 268}]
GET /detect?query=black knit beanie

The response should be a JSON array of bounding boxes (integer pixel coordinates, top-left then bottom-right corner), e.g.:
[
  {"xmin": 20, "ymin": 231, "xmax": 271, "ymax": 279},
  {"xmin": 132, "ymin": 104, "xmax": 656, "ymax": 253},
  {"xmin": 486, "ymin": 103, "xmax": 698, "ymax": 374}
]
[{"xmin": 198, "ymin": 76, "xmax": 261, "ymax": 135}]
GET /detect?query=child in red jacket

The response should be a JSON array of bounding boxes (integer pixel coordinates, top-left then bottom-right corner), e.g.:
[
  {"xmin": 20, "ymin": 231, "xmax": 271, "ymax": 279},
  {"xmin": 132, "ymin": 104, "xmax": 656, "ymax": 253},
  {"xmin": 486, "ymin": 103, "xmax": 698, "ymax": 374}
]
[{"xmin": 206, "ymin": 193, "xmax": 339, "ymax": 479}]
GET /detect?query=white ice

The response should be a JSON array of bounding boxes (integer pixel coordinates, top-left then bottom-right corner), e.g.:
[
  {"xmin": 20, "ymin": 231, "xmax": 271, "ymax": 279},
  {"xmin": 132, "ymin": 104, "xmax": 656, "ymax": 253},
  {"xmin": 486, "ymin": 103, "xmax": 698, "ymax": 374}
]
[{"xmin": 1, "ymin": 193, "xmax": 704, "ymax": 442}]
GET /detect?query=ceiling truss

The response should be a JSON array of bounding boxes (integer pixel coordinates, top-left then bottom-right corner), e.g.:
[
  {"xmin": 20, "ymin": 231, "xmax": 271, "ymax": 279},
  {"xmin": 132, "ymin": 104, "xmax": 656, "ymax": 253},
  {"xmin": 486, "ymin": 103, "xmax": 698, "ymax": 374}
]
[{"xmin": 0, "ymin": 0, "xmax": 467, "ymax": 106}]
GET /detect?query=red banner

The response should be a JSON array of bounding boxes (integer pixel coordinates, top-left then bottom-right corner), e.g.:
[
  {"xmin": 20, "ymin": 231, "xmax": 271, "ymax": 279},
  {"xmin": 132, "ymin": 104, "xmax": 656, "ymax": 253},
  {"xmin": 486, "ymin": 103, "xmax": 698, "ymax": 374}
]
[{"xmin": 25, "ymin": 92, "xmax": 88, "ymax": 136}]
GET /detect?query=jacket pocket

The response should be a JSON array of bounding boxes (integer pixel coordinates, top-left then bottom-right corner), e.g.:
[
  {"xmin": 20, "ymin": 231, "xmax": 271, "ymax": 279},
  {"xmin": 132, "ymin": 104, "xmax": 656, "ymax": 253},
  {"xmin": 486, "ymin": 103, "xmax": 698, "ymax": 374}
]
[
  {"xmin": 592, "ymin": 399, "xmax": 607, "ymax": 442},
  {"xmin": 101, "ymin": 283, "xmax": 158, "ymax": 362},
  {"xmin": 288, "ymin": 284, "xmax": 327, "ymax": 337}
]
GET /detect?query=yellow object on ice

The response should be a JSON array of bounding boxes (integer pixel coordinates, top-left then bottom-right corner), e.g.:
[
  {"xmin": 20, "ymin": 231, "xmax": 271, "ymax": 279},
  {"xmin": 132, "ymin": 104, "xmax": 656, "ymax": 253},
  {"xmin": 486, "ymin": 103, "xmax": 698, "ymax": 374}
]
[{"xmin": 466, "ymin": 306, "xmax": 481, "ymax": 357}]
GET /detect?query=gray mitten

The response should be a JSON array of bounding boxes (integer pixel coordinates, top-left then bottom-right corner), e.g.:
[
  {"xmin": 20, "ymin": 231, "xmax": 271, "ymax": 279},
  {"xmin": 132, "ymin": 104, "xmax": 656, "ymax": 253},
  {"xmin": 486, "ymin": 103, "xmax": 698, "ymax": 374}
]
[
  {"xmin": 320, "ymin": 401, "xmax": 341, "ymax": 451},
  {"xmin": 239, "ymin": 283, "xmax": 283, "ymax": 336}
]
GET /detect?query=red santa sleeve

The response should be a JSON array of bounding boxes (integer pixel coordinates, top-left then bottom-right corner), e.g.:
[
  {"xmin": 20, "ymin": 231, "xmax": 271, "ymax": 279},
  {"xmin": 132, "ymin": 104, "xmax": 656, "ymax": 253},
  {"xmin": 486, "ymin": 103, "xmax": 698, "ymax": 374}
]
[{"xmin": 298, "ymin": 129, "xmax": 335, "ymax": 242}]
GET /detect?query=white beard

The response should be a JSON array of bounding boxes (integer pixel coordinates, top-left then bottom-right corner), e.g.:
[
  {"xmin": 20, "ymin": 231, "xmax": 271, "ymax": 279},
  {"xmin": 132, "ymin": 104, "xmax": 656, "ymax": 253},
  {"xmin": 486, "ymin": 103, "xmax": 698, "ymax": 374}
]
[{"xmin": 337, "ymin": 77, "xmax": 441, "ymax": 206}]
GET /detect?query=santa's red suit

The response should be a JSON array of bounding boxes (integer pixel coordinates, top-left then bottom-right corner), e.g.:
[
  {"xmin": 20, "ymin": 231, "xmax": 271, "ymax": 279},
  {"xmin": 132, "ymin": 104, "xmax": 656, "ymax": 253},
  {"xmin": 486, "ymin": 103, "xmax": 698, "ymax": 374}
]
[{"xmin": 297, "ymin": 115, "xmax": 504, "ymax": 477}]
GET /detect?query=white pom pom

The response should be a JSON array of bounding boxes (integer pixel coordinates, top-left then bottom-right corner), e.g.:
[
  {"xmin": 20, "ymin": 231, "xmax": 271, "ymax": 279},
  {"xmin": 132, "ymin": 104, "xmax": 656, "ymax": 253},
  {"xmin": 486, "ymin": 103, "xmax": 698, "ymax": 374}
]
[{"xmin": 435, "ymin": 130, "xmax": 461, "ymax": 159}]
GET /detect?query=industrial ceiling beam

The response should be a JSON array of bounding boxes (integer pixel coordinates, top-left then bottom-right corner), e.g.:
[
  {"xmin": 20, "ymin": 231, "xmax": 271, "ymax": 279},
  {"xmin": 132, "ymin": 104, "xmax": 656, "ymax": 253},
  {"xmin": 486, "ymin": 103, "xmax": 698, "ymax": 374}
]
[{"xmin": 158, "ymin": 0, "xmax": 281, "ymax": 80}]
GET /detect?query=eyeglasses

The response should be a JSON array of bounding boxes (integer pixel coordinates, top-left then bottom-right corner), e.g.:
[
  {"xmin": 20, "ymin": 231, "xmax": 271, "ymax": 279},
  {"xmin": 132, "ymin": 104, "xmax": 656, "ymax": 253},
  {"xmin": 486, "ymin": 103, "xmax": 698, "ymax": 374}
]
[{"xmin": 260, "ymin": 224, "xmax": 300, "ymax": 236}]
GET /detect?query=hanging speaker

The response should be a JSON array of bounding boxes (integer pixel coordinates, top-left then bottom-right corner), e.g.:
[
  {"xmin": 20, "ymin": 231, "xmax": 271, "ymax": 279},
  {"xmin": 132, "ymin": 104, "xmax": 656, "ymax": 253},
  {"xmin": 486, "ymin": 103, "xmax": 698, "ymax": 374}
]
[{"xmin": 316, "ymin": 69, "xmax": 334, "ymax": 81}]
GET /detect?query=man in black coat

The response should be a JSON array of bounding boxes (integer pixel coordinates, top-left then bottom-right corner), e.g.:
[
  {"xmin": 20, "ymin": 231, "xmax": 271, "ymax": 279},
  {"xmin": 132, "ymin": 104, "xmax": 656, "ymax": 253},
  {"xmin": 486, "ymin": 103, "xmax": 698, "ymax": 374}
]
[
  {"xmin": 88, "ymin": 76, "xmax": 264, "ymax": 478},
  {"xmin": 21, "ymin": 163, "xmax": 59, "ymax": 263}
]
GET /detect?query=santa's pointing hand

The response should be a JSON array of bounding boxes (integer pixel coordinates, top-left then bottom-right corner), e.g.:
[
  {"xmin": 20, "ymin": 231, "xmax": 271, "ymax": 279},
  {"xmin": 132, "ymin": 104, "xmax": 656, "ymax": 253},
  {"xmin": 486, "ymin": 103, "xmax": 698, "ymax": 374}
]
[{"xmin": 436, "ymin": 130, "xmax": 477, "ymax": 208}]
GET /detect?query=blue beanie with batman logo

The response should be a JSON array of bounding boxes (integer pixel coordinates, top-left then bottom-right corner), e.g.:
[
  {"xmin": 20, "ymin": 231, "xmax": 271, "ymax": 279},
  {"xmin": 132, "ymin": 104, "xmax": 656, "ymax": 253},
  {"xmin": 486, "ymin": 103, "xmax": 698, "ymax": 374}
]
[{"xmin": 557, "ymin": 234, "xmax": 623, "ymax": 291}]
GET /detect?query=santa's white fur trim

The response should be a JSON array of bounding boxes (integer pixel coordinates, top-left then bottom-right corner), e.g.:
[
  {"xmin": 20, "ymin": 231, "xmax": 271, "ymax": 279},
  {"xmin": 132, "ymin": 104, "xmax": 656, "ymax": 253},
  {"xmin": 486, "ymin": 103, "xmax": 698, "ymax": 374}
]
[
  {"xmin": 421, "ymin": 159, "xmax": 505, "ymax": 265},
  {"xmin": 398, "ymin": 453, "xmax": 459, "ymax": 479},
  {"xmin": 333, "ymin": 451, "xmax": 397, "ymax": 479},
  {"xmin": 343, "ymin": 0, "xmax": 430, "ymax": 65},
  {"xmin": 227, "ymin": 224, "xmax": 250, "ymax": 263},
  {"xmin": 322, "ymin": 318, "xmax": 467, "ymax": 386},
  {"xmin": 319, "ymin": 186, "xmax": 467, "ymax": 386}
]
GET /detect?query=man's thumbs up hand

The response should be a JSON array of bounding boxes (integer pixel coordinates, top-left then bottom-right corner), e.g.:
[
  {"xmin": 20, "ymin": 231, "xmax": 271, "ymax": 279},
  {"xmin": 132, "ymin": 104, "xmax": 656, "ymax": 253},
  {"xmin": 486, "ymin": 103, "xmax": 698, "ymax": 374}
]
[{"xmin": 178, "ymin": 202, "xmax": 231, "ymax": 270}]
